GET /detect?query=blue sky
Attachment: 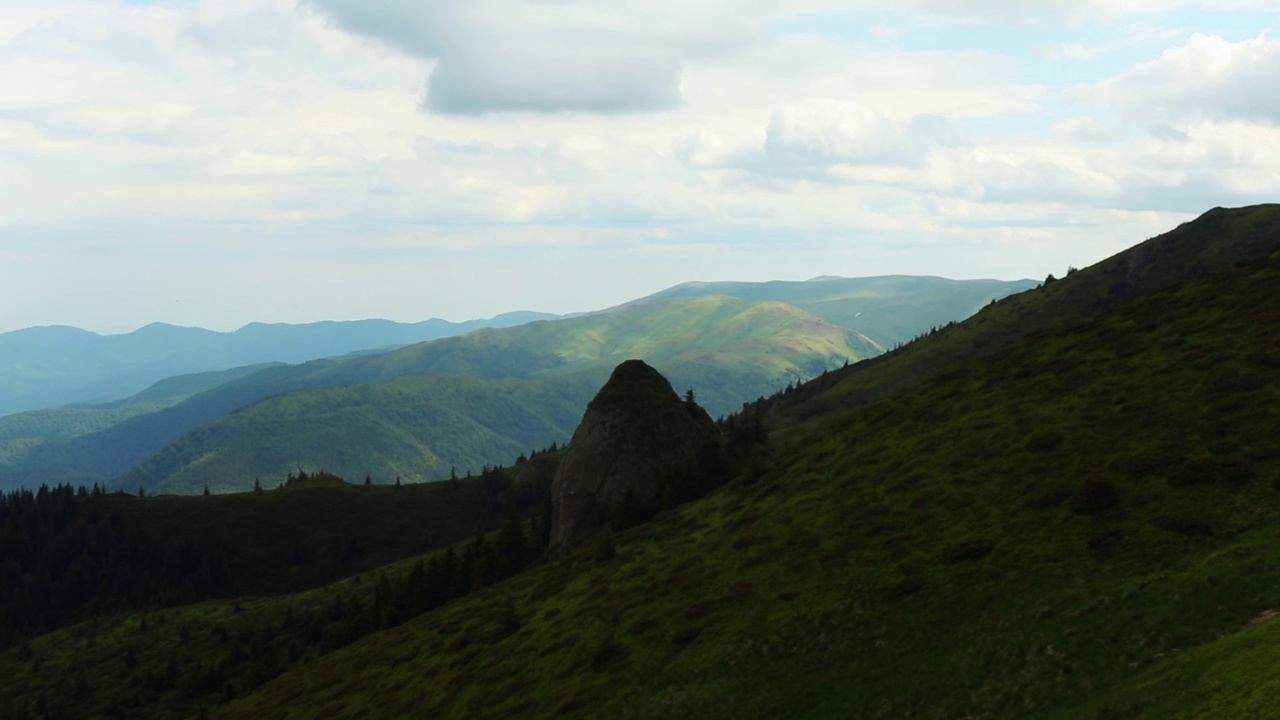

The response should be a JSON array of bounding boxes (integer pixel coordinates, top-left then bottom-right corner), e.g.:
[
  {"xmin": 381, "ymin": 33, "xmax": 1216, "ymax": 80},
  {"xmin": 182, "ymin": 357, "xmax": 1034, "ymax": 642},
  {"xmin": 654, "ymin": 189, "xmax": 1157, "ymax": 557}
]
[{"xmin": 2, "ymin": 0, "xmax": 1279, "ymax": 333}]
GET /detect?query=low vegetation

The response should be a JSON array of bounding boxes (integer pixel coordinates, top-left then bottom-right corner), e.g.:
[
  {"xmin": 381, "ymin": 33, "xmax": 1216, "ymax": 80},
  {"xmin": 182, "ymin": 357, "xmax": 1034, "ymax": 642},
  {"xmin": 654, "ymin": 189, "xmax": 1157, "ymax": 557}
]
[{"xmin": 1, "ymin": 206, "xmax": 1277, "ymax": 718}]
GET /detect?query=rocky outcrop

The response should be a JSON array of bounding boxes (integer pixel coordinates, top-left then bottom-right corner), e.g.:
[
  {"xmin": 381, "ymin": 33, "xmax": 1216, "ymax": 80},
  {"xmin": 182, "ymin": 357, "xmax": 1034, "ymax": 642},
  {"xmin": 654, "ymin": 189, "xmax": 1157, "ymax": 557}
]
[{"xmin": 550, "ymin": 360, "xmax": 724, "ymax": 552}]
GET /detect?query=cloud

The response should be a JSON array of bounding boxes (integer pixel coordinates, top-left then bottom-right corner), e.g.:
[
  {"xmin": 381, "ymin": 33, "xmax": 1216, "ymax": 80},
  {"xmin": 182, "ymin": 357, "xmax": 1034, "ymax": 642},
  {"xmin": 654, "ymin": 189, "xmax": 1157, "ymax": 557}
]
[
  {"xmin": 760, "ymin": 101, "xmax": 968, "ymax": 172},
  {"xmin": 1072, "ymin": 32, "xmax": 1280, "ymax": 127},
  {"xmin": 1052, "ymin": 116, "xmax": 1126, "ymax": 143},
  {"xmin": 303, "ymin": 0, "xmax": 760, "ymax": 115},
  {"xmin": 3, "ymin": 0, "xmax": 1278, "ymax": 334},
  {"xmin": 424, "ymin": 41, "xmax": 682, "ymax": 115},
  {"xmin": 809, "ymin": 0, "xmax": 1279, "ymax": 25},
  {"xmin": 764, "ymin": 101, "xmax": 918, "ymax": 167}
]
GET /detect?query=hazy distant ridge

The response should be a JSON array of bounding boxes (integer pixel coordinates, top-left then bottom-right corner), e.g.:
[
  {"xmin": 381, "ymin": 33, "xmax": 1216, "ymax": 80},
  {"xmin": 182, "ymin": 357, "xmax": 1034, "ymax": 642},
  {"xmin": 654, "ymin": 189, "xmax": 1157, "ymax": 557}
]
[{"xmin": 0, "ymin": 312, "xmax": 560, "ymax": 416}]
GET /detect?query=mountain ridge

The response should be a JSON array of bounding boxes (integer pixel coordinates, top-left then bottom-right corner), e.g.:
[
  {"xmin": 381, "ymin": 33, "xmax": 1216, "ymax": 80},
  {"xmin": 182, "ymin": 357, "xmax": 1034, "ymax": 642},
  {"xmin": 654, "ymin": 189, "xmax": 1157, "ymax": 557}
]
[
  {"xmin": 115, "ymin": 297, "xmax": 868, "ymax": 494},
  {"xmin": 2, "ymin": 206, "xmax": 1279, "ymax": 719},
  {"xmin": 0, "ymin": 312, "xmax": 565, "ymax": 416}
]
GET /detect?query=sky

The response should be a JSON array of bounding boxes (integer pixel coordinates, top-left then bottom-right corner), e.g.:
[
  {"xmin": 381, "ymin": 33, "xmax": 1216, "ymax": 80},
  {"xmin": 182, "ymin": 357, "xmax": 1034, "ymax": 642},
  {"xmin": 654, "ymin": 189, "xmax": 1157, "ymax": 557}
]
[{"xmin": 2, "ymin": 1, "xmax": 1278, "ymax": 334}]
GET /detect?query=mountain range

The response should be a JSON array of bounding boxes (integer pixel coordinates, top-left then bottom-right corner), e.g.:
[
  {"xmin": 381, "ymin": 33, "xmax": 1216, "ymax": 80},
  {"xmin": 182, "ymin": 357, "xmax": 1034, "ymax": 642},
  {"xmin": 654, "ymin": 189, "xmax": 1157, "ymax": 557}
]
[
  {"xmin": 0, "ymin": 276, "xmax": 1033, "ymax": 494},
  {"xmin": 1, "ymin": 205, "xmax": 1278, "ymax": 719},
  {"xmin": 0, "ymin": 312, "xmax": 562, "ymax": 417}
]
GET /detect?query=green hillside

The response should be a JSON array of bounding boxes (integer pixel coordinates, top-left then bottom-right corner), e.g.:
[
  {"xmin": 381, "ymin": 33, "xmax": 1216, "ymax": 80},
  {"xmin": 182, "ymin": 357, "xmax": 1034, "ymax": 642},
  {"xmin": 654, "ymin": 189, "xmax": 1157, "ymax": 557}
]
[
  {"xmin": 0, "ymin": 364, "xmax": 279, "ymax": 448},
  {"xmin": 1, "ymin": 208, "xmax": 1278, "ymax": 719},
  {"xmin": 290, "ymin": 294, "xmax": 876, "ymax": 393},
  {"xmin": 125, "ymin": 373, "xmax": 599, "ymax": 495},
  {"xmin": 197, "ymin": 227, "xmax": 1278, "ymax": 717},
  {"xmin": 123, "ymin": 296, "xmax": 870, "ymax": 495},
  {"xmin": 630, "ymin": 275, "xmax": 1036, "ymax": 348},
  {"xmin": 0, "ymin": 314, "xmax": 561, "ymax": 416},
  {"xmin": 0, "ymin": 277, "xmax": 1006, "ymax": 494},
  {"xmin": 777, "ymin": 203, "xmax": 1280, "ymax": 424}
]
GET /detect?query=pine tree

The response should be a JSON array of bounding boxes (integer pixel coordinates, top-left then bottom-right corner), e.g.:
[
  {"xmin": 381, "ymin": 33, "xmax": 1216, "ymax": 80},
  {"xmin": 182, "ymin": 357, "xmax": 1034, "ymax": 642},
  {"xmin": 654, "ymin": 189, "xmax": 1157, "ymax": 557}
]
[{"xmin": 497, "ymin": 511, "xmax": 527, "ymax": 573}]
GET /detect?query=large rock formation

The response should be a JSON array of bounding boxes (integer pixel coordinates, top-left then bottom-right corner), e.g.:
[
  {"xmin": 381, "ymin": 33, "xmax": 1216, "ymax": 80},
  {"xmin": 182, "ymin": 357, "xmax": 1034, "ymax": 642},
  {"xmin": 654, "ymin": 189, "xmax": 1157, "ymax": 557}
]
[{"xmin": 550, "ymin": 360, "xmax": 724, "ymax": 552}]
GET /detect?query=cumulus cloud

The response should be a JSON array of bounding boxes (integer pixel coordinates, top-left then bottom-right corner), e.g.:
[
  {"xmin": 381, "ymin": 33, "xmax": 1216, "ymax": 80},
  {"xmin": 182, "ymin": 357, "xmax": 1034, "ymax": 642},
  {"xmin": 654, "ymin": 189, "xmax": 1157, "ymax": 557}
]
[
  {"xmin": 808, "ymin": 0, "xmax": 1278, "ymax": 25},
  {"xmin": 1052, "ymin": 116, "xmax": 1127, "ymax": 143},
  {"xmin": 1073, "ymin": 33, "xmax": 1280, "ymax": 127},
  {"xmin": 736, "ymin": 100, "xmax": 969, "ymax": 180},
  {"xmin": 303, "ymin": 0, "xmax": 760, "ymax": 114},
  {"xmin": 4, "ymin": 0, "xmax": 1279, "ymax": 333}
]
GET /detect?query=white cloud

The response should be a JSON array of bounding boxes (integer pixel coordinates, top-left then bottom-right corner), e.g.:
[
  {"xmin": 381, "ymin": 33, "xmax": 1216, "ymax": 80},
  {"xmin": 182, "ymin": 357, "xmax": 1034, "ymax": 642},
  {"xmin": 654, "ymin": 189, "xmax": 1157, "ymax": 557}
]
[
  {"xmin": 1052, "ymin": 116, "xmax": 1127, "ymax": 143},
  {"xmin": 798, "ymin": 0, "xmax": 1279, "ymax": 25},
  {"xmin": 764, "ymin": 101, "xmax": 927, "ymax": 167},
  {"xmin": 1073, "ymin": 32, "xmax": 1280, "ymax": 127},
  {"xmin": 1, "ymin": 0, "xmax": 1278, "ymax": 334},
  {"xmin": 303, "ymin": 0, "xmax": 764, "ymax": 115}
]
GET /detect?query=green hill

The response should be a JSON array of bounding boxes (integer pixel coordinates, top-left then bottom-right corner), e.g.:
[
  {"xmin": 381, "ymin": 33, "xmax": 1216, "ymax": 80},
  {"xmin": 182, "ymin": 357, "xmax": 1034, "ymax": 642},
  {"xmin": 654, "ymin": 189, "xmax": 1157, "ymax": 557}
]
[
  {"xmin": 190, "ymin": 217, "xmax": 1280, "ymax": 719},
  {"xmin": 0, "ymin": 364, "xmax": 279, "ymax": 446},
  {"xmin": 0, "ymin": 274, "xmax": 1024, "ymax": 494},
  {"xmin": 628, "ymin": 274, "xmax": 1037, "ymax": 349},
  {"xmin": 777, "ymin": 203, "xmax": 1280, "ymax": 424},
  {"xmin": 3, "ymin": 207, "xmax": 1279, "ymax": 720},
  {"xmin": 120, "ymin": 296, "xmax": 873, "ymax": 495},
  {"xmin": 124, "ymin": 374, "xmax": 598, "ymax": 495},
  {"xmin": 0, "ymin": 314, "xmax": 562, "ymax": 416}
]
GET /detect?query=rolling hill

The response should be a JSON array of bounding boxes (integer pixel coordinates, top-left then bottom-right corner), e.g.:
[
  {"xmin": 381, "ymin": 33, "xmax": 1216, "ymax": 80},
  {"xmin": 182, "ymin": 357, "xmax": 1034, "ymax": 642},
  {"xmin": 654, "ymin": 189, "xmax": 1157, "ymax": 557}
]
[
  {"xmin": 1, "ymin": 206, "xmax": 1278, "ymax": 719},
  {"xmin": 0, "ymin": 274, "xmax": 1040, "ymax": 494},
  {"xmin": 1, "ymin": 206, "xmax": 1277, "ymax": 719},
  {"xmin": 119, "ymin": 296, "xmax": 875, "ymax": 494},
  {"xmin": 774, "ymin": 203, "xmax": 1280, "ymax": 424},
  {"xmin": 209, "ymin": 213, "xmax": 1280, "ymax": 718},
  {"xmin": 627, "ymin": 274, "xmax": 1037, "ymax": 349},
  {"xmin": 0, "ymin": 312, "xmax": 561, "ymax": 416}
]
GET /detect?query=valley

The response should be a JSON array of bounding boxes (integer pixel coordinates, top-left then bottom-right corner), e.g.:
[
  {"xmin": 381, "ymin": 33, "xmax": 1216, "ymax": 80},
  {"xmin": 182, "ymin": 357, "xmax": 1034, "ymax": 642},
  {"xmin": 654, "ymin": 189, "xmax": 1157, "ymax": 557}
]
[{"xmin": 0, "ymin": 206, "xmax": 1277, "ymax": 718}]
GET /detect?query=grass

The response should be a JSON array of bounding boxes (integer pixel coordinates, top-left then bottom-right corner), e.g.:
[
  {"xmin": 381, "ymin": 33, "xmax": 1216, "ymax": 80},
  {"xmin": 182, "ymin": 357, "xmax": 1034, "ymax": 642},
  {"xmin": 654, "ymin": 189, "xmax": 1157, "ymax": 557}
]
[
  {"xmin": 4, "ymin": 206, "xmax": 1279, "ymax": 719},
  {"xmin": 2, "ymin": 295, "xmax": 873, "ymax": 494},
  {"xmin": 195, "ymin": 236, "xmax": 1280, "ymax": 717},
  {"xmin": 779, "ymin": 203, "xmax": 1280, "ymax": 426}
]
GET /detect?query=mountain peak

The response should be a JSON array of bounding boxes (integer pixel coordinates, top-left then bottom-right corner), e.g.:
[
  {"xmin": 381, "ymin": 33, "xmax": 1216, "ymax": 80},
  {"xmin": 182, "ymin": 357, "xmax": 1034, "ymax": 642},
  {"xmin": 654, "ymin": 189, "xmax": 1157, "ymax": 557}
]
[{"xmin": 549, "ymin": 360, "xmax": 723, "ymax": 552}]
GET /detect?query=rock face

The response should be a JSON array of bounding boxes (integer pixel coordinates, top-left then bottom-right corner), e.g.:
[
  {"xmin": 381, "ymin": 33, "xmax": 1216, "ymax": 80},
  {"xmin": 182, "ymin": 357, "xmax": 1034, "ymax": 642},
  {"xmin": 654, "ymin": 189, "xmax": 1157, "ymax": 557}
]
[{"xmin": 550, "ymin": 360, "xmax": 723, "ymax": 552}]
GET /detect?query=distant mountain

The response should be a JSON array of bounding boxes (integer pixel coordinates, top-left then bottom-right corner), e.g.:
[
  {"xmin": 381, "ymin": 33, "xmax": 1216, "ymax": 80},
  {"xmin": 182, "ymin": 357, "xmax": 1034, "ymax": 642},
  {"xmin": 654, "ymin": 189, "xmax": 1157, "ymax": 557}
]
[
  {"xmin": 204, "ymin": 208, "xmax": 1280, "ymax": 719},
  {"xmin": 0, "ymin": 363, "xmax": 278, "ymax": 446},
  {"xmin": 627, "ymin": 275, "xmax": 1037, "ymax": 349},
  {"xmin": 777, "ymin": 204, "xmax": 1280, "ymax": 423},
  {"xmin": 116, "ymin": 296, "xmax": 874, "ymax": 494},
  {"xmin": 0, "ymin": 312, "xmax": 561, "ymax": 416},
  {"xmin": 7, "ymin": 207, "xmax": 1278, "ymax": 720},
  {"xmin": 0, "ymin": 275, "xmax": 1045, "ymax": 492}
]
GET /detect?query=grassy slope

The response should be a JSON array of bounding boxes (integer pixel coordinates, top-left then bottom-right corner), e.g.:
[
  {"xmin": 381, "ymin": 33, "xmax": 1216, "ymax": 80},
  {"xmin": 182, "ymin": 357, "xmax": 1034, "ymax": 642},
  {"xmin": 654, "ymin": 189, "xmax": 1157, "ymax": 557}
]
[
  {"xmin": 128, "ymin": 374, "xmax": 599, "ymax": 494},
  {"xmin": 0, "ymin": 296, "xmax": 870, "ymax": 493},
  {"xmin": 779, "ymin": 203, "xmax": 1280, "ymax": 425},
  {"xmin": 0, "ymin": 365, "xmax": 278, "ymax": 445},
  {"xmin": 632, "ymin": 275, "xmax": 1037, "ymax": 348},
  {"xmin": 0, "ymin": 314, "xmax": 563, "ymax": 417},
  {"xmin": 0, "ymin": 365, "xmax": 287, "ymax": 490},
  {"xmin": 211, "ymin": 247, "xmax": 1280, "ymax": 718},
  {"xmin": 331, "ymin": 295, "xmax": 876, "ymax": 388},
  {"xmin": 121, "ymin": 297, "xmax": 872, "ymax": 495}
]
